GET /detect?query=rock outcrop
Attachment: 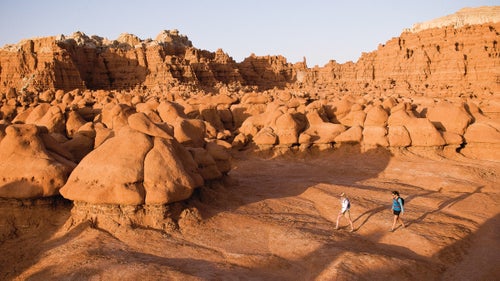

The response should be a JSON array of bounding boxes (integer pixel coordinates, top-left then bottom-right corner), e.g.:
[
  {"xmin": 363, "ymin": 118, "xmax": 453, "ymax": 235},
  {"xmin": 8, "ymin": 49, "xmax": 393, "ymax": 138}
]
[{"xmin": 0, "ymin": 6, "xmax": 498, "ymax": 205}]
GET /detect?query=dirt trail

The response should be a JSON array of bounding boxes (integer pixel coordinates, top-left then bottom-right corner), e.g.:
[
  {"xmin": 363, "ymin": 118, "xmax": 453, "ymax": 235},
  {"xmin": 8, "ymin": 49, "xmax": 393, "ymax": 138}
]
[{"xmin": 1, "ymin": 147, "xmax": 499, "ymax": 280}]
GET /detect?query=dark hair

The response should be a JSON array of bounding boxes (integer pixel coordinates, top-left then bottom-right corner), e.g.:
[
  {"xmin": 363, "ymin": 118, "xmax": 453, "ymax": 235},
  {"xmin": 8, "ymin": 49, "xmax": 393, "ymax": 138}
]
[{"xmin": 392, "ymin": 191, "xmax": 399, "ymax": 196}]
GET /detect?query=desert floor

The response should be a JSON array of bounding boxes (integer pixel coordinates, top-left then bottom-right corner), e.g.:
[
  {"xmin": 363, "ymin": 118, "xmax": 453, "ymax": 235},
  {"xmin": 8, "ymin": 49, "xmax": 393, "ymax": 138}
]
[{"xmin": 1, "ymin": 146, "xmax": 499, "ymax": 281}]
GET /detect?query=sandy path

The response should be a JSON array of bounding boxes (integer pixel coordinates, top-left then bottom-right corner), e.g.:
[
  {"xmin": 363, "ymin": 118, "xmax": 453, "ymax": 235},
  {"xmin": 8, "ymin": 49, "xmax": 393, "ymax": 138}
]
[{"xmin": 1, "ymin": 148, "xmax": 499, "ymax": 280}]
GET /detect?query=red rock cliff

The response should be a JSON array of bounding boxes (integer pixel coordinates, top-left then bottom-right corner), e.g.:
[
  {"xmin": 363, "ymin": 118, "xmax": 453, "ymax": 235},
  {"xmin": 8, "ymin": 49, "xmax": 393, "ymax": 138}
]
[{"xmin": 0, "ymin": 8, "xmax": 498, "ymax": 97}]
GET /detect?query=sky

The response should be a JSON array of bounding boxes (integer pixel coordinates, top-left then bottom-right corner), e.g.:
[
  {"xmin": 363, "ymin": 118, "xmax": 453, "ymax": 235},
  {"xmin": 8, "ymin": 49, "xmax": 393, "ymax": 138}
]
[{"xmin": 0, "ymin": 0, "xmax": 498, "ymax": 66}]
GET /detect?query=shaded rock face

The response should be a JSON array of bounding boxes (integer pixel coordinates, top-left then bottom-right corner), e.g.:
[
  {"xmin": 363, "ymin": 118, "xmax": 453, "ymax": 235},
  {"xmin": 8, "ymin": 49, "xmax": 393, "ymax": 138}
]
[{"xmin": 0, "ymin": 124, "xmax": 75, "ymax": 198}]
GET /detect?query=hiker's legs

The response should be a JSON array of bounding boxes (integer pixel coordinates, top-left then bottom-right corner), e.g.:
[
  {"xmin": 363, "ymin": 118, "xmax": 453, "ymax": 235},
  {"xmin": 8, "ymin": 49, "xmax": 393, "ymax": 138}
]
[
  {"xmin": 335, "ymin": 212, "xmax": 343, "ymax": 229},
  {"xmin": 398, "ymin": 216, "xmax": 405, "ymax": 228},
  {"xmin": 346, "ymin": 211, "xmax": 354, "ymax": 231},
  {"xmin": 391, "ymin": 215, "xmax": 398, "ymax": 231}
]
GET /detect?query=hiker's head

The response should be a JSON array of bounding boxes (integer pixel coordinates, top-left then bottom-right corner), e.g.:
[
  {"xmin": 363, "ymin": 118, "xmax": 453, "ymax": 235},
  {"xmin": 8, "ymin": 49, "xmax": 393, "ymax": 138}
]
[
  {"xmin": 392, "ymin": 191, "xmax": 399, "ymax": 197},
  {"xmin": 340, "ymin": 192, "xmax": 346, "ymax": 198}
]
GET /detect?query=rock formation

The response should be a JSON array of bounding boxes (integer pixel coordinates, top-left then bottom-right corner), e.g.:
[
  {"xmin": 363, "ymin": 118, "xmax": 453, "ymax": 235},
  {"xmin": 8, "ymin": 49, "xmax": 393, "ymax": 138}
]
[{"xmin": 0, "ymin": 6, "xmax": 498, "ymax": 204}]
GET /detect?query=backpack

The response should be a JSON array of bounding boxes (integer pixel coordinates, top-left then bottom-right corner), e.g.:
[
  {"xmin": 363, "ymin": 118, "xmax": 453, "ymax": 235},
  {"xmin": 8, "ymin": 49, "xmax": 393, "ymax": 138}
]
[{"xmin": 399, "ymin": 197, "xmax": 405, "ymax": 206}]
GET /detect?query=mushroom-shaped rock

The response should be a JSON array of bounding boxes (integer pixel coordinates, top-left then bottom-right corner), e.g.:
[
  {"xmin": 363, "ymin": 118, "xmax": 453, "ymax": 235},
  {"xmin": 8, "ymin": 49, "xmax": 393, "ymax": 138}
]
[
  {"xmin": 274, "ymin": 113, "xmax": 303, "ymax": 145},
  {"xmin": 0, "ymin": 124, "xmax": 75, "ymax": 198},
  {"xmin": 173, "ymin": 118, "xmax": 206, "ymax": 148},
  {"xmin": 253, "ymin": 127, "xmax": 278, "ymax": 146},
  {"xmin": 388, "ymin": 126, "xmax": 412, "ymax": 147},
  {"xmin": 128, "ymin": 112, "xmax": 173, "ymax": 139},
  {"xmin": 60, "ymin": 126, "xmax": 153, "ymax": 205},
  {"xmin": 362, "ymin": 126, "xmax": 389, "ymax": 147},
  {"xmin": 157, "ymin": 101, "xmax": 186, "ymax": 123},
  {"xmin": 427, "ymin": 102, "xmax": 472, "ymax": 135},
  {"xmin": 364, "ymin": 105, "xmax": 389, "ymax": 127},
  {"xmin": 335, "ymin": 125, "xmax": 363, "ymax": 144},
  {"xmin": 405, "ymin": 118, "xmax": 446, "ymax": 147},
  {"xmin": 143, "ymin": 137, "xmax": 203, "ymax": 204}
]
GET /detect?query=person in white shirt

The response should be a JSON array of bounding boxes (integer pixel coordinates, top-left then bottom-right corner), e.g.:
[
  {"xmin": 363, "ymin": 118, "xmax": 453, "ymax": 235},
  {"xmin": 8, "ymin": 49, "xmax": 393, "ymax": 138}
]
[{"xmin": 335, "ymin": 192, "xmax": 354, "ymax": 232}]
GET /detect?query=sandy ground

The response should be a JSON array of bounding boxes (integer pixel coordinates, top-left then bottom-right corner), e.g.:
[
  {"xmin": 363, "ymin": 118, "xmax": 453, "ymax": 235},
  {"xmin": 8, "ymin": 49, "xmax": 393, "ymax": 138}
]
[{"xmin": 0, "ymin": 146, "xmax": 499, "ymax": 281}]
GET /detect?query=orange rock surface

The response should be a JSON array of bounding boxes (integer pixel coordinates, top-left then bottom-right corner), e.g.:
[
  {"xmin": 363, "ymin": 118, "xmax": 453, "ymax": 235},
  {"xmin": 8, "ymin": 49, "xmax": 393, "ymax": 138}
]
[{"xmin": 0, "ymin": 6, "xmax": 499, "ymax": 280}]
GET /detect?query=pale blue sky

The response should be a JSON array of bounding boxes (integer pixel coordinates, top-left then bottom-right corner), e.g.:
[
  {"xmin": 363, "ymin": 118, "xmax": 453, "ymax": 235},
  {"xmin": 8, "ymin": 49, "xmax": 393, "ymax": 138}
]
[{"xmin": 0, "ymin": 0, "xmax": 498, "ymax": 66}]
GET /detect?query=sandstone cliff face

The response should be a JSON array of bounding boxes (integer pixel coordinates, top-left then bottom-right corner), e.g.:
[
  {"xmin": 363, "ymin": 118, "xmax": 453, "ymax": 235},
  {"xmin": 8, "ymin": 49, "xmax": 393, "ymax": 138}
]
[{"xmin": 1, "ymin": 25, "xmax": 497, "ymax": 98}]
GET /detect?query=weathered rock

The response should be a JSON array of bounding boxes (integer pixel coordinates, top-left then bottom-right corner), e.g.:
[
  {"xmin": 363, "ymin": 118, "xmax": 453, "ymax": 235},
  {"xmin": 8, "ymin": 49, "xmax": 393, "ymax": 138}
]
[
  {"xmin": 143, "ymin": 137, "xmax": 200, "ymax": 204},
  {"xmin": 387, "ymin": 126, "xmax": 412, "ymax": 147},
  {"xmin": 66, "ymin": 110, "xmax": 87, "ymax": 137},
  {"xmin": 173, "ymin": 118, "xmax": 206, "ymax": 148},
  {"xmin": 362, "ymin": 126, "xmax": 389, "ymax": 147},
  {"xmin": 128, "ymin": 112, "xmax": 172, "ymax": 139},
  {"xmin": 404, "ymin": 118, "xmax": 446, "ymax": 147},
  {"xmin": 188, "ymin": 147, "xmax": 222, "ymax": 180},
  {"xmin": 274, "ymin": 112, "xmax": 303, "ymax": 145},
  {"xmin": 334, "ymin": 125, "xmax": 363, "ymax": 144},
  {"xmin": 364, "ymin": 105, "xmax": 389, "ymax": 127},
  {"xmin": 60, "ymin": 126, "xmax": 152, "ymax": 205},
  {"xmin": 426, "ymin": 101, "xmax": 472, "ymax": 135},
  {"xmin": 0, "ymin": 124, "xmax": 75, "ymax": 198}
]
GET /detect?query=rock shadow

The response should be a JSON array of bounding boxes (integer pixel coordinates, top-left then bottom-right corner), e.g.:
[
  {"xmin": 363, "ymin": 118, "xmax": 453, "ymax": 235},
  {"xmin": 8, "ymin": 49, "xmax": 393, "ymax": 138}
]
[
  {"xmin": 0, "ymin": 196, "xmax": 73, "ymax": 280},
  {"xmin": 193, "ymin": 144, "xmax": 393, "ymax": 219},
  {"xmin": 55, "ymin": 43, "xmax": 149, "ymax": 91}
]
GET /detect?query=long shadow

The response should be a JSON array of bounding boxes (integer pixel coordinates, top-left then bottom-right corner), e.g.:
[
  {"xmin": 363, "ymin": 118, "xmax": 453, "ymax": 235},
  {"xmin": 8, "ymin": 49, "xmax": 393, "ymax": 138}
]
[
  {"xmin": 0, "ymin": 196, "xmax": 73, "ymax": 280},
  {"xmin": 191, "ymin": 144, "xmax": 392, "ymax": 218},
  {"xmin": 407, "ymin": 185, "xmax": 484, "ymax": 227},
  {"xmin": 355, "ymin": 213, "xmax": 500, "ymax": 281},
  {"xmin": 183, "ymin": 143, "xmax": 495, "ymax": 279}
]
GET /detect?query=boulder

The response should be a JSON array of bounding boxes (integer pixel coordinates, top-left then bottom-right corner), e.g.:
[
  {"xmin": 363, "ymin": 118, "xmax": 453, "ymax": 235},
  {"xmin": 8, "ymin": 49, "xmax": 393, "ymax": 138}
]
[
  {"xmin": 427, "ymin": 102, "xmax": 472, "ymax": 135},
  {"xmin": 253, "ymin": 127, "xmax": 278, "ymax": 146},
  {"xmin": 143, "ymin": 138, "xmax": 201, "ymax": 204},
  {"xmin": 128, "ymin": 112, "xmax": 173, "ymax": 139},
  {"xmin": 157, "ymin": 101, "xmax": 186, "ymax": 123},
  {"xmin": 405, "ymin": 118, "xmax": 446, "ymax": 147},
  {"xmin": 188, "ymin": 147, "xmax": 222, "ymax": 180},
  {"xmin": 387, "ymin": 126, "xmax": 412, "ymax": 147},
  {"xmin": 463, "ymin": 122, "xmax": 500, "ymax": 144},
  {"xmin": 364, "ymin": 105, "xmax": 389, "ymax": 127},
  {"xmin": 173, "ymin": 118, "xmax": 206, "ymax": 148},
  {"xmin": 66, "ymin": 110, "xmax": 87, "ymax": 138},
  {"xmin": 0, "ymin": 124, "xmax": 75, "ymax": 198},
  {"xmin": 60, "ymin": 126, "xmax": 152, "ymax": 205},
  {"xmin": 362, "ymin": 126, "xmax": 389, "ymax": 147},
  {"xmin": 274, "ymin": 113, "xmax": 303, "ymax": 145},
  {"xmin": 334, "ymin": 125, "xmax": 363, "ymax": 144}
]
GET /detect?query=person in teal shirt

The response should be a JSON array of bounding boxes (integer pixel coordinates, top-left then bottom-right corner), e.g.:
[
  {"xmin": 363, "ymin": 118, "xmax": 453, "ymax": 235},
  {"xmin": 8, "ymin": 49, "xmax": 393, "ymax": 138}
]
[{"xmin": 391, "ymin": 191, "xmax": 406, "ymax": 232}]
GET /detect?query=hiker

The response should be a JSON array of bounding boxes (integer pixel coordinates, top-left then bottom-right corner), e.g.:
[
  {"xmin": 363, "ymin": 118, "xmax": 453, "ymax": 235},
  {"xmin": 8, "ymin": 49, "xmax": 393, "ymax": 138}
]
[
  {"xmin": 391, "ymin": 190, "xmax": 406, "ymax": 231},
  {"xmin": 335, "ymin": 192, "xmax": 354, "ymax": 232}
]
